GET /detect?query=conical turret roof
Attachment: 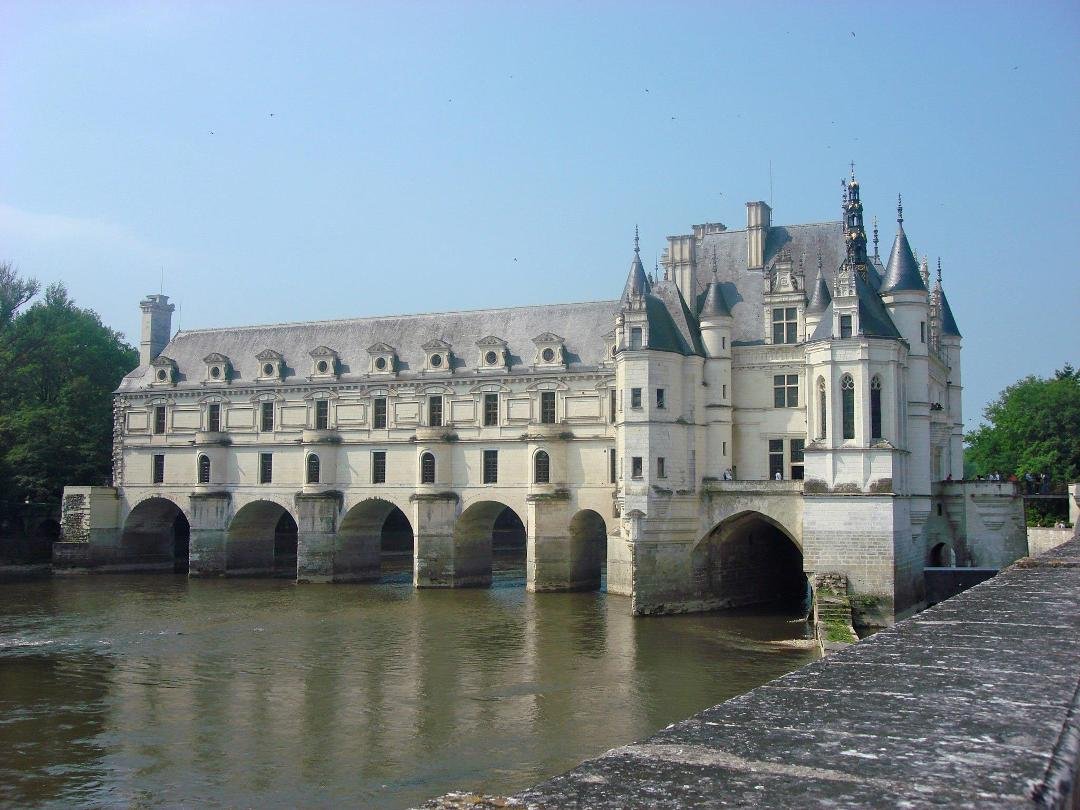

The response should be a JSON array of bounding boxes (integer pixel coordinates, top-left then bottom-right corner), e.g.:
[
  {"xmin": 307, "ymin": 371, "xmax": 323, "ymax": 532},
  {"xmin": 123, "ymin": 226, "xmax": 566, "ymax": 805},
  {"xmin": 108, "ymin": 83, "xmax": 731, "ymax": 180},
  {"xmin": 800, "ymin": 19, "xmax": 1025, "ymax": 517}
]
[
  {"xmin": 881, "ymin": 199, "xmax": 927, "ymax": 294},
  {"xmin": 939, "ymin": 288, "xmax": 961, "ymax": 337},
  {"xmin": 806, "ymin": 266, "xmax": 832, "ymax": 314},
  {"xmin": 621, "ymin": 237, "xmax": 651, "ymax": 303},
  {"xmin": 699, "ymin": 280, "xmax": 733, "ymax": 319}
]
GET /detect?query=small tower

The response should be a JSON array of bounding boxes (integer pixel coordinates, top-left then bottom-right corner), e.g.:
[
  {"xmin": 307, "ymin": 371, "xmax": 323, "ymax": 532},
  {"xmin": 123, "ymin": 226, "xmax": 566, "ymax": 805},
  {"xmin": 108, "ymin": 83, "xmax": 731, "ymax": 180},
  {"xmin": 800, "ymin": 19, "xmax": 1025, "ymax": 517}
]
[
  {"xmin": 139, "ymin": 294, "xmax": 175, "ymax": 367},
  {"xmin": 936, "ymin": 260, "xmax": 964, "ymax": 480},
  {"xmin": 699, "ymin": 275, "xmax": 734, "ymax": 479}
]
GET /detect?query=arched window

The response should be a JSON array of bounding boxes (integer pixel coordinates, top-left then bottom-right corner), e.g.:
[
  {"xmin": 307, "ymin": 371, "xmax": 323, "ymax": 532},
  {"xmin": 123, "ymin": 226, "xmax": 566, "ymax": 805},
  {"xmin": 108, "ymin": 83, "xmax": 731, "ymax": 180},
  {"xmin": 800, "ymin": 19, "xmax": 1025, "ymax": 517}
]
[
  {"xmin": 420, "ymin": 452, "xmax": 436, "ymax": 484},
  {"xmin": 534, "ymin": 450, "xmax": 550, "ymax": 484},
  {"xmin": 197, "ymin": 454, "xmax": 211, "ymax": 484},
  {"xmin": 841, "ymin": 374, "xmax": 855, "ymax": 440},
  {"xmin": 306, "ymin": 453, "xmax": 320, "ymax": 484},
  {"xmin": 817, "ymin": 377, "xmax": 827, "ymax": 440},
  {"xmin": 870, "ymin": 375, "xmax": 883, "ymax": 440}
]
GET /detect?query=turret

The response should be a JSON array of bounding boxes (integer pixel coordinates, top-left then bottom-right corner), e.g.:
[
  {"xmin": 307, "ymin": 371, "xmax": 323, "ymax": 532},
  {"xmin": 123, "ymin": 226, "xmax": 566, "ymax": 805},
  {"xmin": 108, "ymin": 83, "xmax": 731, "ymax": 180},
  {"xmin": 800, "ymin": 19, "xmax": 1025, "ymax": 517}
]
[
  {"xmin": 139, "ymin": 294, "xmax": 175, "ymax": 367},
  {"xmin": 936, "ymin": 261, "xmax": 964, "ymax": 480},
  {"xmin": 880, "ymin": 195, "xmax": 929, "ymax": 350},
  {"xmin": 699, "ymin": 278, "xmax": 734, "ymax": 479}
]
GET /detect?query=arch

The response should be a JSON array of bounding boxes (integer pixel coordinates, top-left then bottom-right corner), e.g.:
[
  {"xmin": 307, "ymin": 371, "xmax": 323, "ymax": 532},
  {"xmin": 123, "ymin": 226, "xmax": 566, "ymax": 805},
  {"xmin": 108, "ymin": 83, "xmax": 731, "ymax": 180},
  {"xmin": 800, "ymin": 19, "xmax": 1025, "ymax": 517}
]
[
  {"xmin": 816, "ymin": 376, "xmax": 827, "ymax": 440},
  {"xmin": 226, "ymin": 500, "xmax": 297, "ymax": 578},
  {"xmin": 336, "ymin": 498, "xmax": 414, "ymax": 583},
  {"xmin": 567, "ymin": 509, "xmax": 607, "ymax": 591},
  {"xmin": 197, "ymin": 454, "xmax": 211, "ymax": 484},
  {"xmin": 929, "ymin": 542, "xmax": 956, "ymax": 567},
  {"xmin": 420, "ymin": 452, "xmax": 436, "ymax": 484},
  {"xmin": 306, "ymin": 453, "xmax": 321, "ymax": 484},
  {"xmin": 691, "ymin": 510, "xmax": 807, "ymax": 611},
  {"xmin": 453, "ymin": 501, "xmax": 526, "ymax": 588},
  {"xmin": 840, "ymin": 373, "xmax": 855, "ymax": 440},
  {"xmin": 121, "ymin": 497, "xmax": 191, "ymax": 573},
  {"xmin": 870, "ymin": 375, "xmax": 883, "ymax": 440},
  {"xmin": 534, "ymin": 449, "xmax": 550, "ymax": 484}
]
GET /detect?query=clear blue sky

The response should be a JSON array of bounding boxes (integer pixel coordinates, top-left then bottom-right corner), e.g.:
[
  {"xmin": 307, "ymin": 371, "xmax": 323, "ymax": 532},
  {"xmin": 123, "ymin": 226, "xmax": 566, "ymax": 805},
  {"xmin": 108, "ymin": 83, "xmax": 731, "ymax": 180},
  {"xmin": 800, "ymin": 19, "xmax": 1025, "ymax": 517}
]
[{"xmin": 3, "ymin": 1, "xmax": 1078, "ymax": 428}]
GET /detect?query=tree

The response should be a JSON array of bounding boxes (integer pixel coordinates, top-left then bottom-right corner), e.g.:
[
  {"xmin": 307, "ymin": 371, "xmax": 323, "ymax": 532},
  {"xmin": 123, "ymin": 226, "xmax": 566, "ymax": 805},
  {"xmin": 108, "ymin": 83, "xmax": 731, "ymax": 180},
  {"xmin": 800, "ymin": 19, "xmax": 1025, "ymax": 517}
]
[
  {"xmin": 965, "ymin": 364, "xmax": 1080, "ymax": 487},
  {"xmin": 0, "ymin": 269, "xmax": 137, "ymax": 506}
]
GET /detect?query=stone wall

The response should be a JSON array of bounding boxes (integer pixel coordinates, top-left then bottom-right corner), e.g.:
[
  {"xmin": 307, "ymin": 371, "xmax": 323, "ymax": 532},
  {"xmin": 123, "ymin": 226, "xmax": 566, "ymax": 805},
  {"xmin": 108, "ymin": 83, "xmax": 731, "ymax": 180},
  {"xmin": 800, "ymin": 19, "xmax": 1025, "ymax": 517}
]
[{"xmin": 1028, "ymin": 526, "xmax": 1074, "ymax": 557}]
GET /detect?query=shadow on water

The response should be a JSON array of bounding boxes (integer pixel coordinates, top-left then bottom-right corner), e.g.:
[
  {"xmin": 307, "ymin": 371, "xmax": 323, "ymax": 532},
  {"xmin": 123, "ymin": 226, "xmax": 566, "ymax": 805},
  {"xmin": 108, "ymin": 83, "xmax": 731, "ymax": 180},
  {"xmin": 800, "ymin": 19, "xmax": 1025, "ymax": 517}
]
[{"xmin": 0, "ymin": 567, "xmax": 817, "ymax": 809}]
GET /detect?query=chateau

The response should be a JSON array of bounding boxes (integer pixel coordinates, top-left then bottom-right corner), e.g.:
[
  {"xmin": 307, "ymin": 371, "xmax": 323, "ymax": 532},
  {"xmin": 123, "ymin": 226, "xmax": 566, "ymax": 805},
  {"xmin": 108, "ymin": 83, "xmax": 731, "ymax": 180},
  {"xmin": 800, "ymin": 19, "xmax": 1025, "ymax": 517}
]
[{"xmin": 59, "ymin": 174, "xmax": 1027, "ymax": 624}]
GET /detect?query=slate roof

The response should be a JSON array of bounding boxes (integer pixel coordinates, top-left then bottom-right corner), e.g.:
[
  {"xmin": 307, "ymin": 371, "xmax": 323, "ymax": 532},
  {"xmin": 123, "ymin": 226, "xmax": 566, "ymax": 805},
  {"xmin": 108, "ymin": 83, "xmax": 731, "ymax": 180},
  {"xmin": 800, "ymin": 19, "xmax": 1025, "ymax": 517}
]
[
  {"xmin": 118, "ymin": 300, "xmax": 619, "ymax": 392},
  {"xmin": 939, "ymin": 288, "xmax": 961, "ymax": 337},
  {"xmin": 647, "ymin": 281, "xmax": 705, "ymax": 356},
  {"xmin": 881, "ymin": 224, "xmax": 927, "ymax": 294},
  {"xmin": 621, "ymin": 252, "xmax": 651, "ymax": 301},
  {"xmin": 691, "ymin": 221, "xmax": 847, "ymax": 343},
  {"xmin": 805, "ymin": 267, "xmax": 832, "ymax": 315},
  {"xmin": 698, "ymin": 280, "xmax": 734, "ymax": 319},
  {"xmin": 810, "ymin": 268, "xmax": 902, "ymax": 341}
]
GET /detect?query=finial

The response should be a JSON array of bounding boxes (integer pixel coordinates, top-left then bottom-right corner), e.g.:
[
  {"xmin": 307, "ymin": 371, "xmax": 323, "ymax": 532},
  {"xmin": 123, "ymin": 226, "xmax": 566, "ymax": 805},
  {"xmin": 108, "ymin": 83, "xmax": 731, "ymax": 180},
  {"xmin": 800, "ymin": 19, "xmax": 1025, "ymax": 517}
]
[
  {"xmin": 849, "ymin": 161, "xmax": 856, "ymax": 181},
  {"xmin": 937, "ymin": 257, "xmax": 942, "ymax": 285},
  {"xmin": 711, "ymin": 251, "xmax": 719, "ymax": 280},
  {"xmin": 897, "ymin": 193, "xmax": 904, "ymax": 226},
  {"xmin": 634, "ymin": 225, "xmax": 640, "ymax": 255}
]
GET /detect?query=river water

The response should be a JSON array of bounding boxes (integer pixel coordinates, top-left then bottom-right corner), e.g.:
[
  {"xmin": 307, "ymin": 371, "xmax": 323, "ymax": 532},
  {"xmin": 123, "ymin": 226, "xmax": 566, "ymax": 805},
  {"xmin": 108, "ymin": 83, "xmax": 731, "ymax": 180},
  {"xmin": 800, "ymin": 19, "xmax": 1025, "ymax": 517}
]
[{"xmin": 0, "ymin": 561, "xmax": 817, "ymax": 808}]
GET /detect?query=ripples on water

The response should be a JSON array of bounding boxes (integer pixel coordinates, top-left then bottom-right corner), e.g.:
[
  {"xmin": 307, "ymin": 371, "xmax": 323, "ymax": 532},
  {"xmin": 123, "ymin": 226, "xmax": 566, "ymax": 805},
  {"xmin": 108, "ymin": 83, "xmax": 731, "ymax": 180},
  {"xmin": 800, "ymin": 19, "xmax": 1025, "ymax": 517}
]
[{"xmin": 0, "ymin": 561, "xmax": 817, "ymax": 808}]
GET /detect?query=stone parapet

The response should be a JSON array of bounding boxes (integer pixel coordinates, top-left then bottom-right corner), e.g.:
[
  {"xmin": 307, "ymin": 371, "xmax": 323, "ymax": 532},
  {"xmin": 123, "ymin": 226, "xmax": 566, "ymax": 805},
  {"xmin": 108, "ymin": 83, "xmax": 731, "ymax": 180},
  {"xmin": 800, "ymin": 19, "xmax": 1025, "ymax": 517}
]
[{"xmin": 425, "ymin": 537, "xmax": 1080, "ymax": 809}]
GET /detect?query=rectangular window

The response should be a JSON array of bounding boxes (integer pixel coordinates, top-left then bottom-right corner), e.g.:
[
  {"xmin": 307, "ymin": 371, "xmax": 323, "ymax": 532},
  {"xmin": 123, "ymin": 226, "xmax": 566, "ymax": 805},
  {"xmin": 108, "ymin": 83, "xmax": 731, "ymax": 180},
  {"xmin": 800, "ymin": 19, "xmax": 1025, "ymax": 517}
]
[
  {"xmin": 429, "ymin": 396, "xmax": 443, "ymax": 427},
  {"xmin": 630, "ymin": 388, "xmax": 642, "ymax": 409},
  {"xmin": 259, "ymin": 452, "xmax": 273, "ymax": 484},
  {"xmin": 768, "ymin": 439, "xmax": 784, "ymax": 480},
  {"xmin": 722, "ymin": 441, "xmax": 727, "ymax": 456},
  {"xmin": 540, "ymin": 391, "xmax": 556, "ymax": 424},
  {"xmin": 722, "ymin": 384, "xmax": 727, "ymax": 399},
  {"xmin": 609, "ymin": 390, "xmax": 617, "ymax": 423},
  {"xmin": 790, "ymin": 439, "xmax": 805, "ymax": 481},
  {"xmin": 207, "ymin": 403, "xmax": 220, "ymax": 433},
  {"xmin": 721, "ymin": 336, "xmax": 726, "ymax": 350},
  {"xmin": 657, "ymin": 457, "xmax": 666, "ymax": 478},
  {"xmin": 840, "ymin": 315, "xmax": 853, "ymax": 339},
  {"xmin": 656, "ymin": 388, "xmax": 666, "ymax": 409},
  {"xmin": 373, "ymin": 397, "xmax": 387, "ymax": 429},
  {"xmin": 629, "ymin": 327, "xmax": 643, "ymax": 350},
  {"xmin": 772, "ymin": 307, "xmax": 798, "ymax": 344},
  {"xmin": 153, "ymin": 406, "xmax": 166, "ymax": 434},
  {"xmin": 315, "ymin": 400, "xmax": 329, "ymax": 430},
  {"xmin": 372, "ymin": 451, "xmax": 386, "ymax": 484},
  {"xmin": 261, "ymin": 401, "xmax": 274, "ymax": 432},
  {"xmin": 483, "ymin": 394, "xmax": 499, "ymax": 426},
  {"xmin": 609, "ymin": 449, "xmax": 617, "ymax": 483},
  {"xmin": 152, "ymin": 454, "xmax": 165, "ymax": 484},
  {"xmin": 631, "ymin": 456, "xmax": 643, "ymax": 479},
  {"xmin": 773, "ymin": 374, "xmax": 799, "ymax": 408},
  {"xmin": 920, "ymin": 321, "xmax": 926, "ymax": 343},
  {"xmin": 483, "ymin": 449, "xmax": 498, "ymax": 484}
]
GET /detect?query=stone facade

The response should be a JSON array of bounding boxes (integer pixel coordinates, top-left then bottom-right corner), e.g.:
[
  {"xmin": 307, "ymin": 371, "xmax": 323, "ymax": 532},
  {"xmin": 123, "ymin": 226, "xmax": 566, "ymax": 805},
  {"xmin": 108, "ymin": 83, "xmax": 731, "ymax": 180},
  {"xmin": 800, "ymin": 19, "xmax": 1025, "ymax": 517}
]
[{"xmin": 59, "ymin": 174, "xmax": 1026, "ymax": 623}]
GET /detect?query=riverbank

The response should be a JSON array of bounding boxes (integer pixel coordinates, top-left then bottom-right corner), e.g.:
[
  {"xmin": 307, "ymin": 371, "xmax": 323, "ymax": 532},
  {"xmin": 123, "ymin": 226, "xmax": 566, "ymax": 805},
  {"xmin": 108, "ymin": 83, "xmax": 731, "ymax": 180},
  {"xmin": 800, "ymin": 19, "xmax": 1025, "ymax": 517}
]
[{"xmin": 423, "ymin": 535, "xmax": 1080, "ymax": 808}]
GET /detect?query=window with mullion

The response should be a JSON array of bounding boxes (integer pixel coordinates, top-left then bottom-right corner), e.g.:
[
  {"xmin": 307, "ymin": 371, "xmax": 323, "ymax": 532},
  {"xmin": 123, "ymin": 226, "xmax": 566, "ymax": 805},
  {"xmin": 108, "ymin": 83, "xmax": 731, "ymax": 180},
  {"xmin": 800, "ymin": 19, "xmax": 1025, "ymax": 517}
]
[
  {"xmin": 841, "ymin": 374, "xmax": 856, "ymax": 440},
  {"xmin": 540, "ymin": 391, "xmax": 556, "ymax": 424},
  {"xmin": 483, "ymin": 449, "xmax": 498, "ymax": 484},
  {"xmin": 373, "ymin": 398, "xmax": 387, "ymax": 429},
  {"xmin": 260, "ymin": 401, "xmax": 274, "ymax": 432},
  {"xmin": 207, "ymin": 403, "xmax": 220, "ymax": 433},
  {"xmin": 768, "ymin": 439, "xmax": 784, "ymax": 479},
  {"xmin": 773, "ymin": 374, "xmax": 799, "ymax": 408},
  {"xmin": 772, "ymin": 307, "xmax": 798, "ymax": 344},
  {"xmin": 429, "ymin": 396, "xmax": 443, "ymax": 427},
  {"xmin": 483, "ymin": 394, "xmax": 499, "ymax": 426},
  {"xmin": 315, "ymin": 400, "xmax": 329, "ymax": 430}
]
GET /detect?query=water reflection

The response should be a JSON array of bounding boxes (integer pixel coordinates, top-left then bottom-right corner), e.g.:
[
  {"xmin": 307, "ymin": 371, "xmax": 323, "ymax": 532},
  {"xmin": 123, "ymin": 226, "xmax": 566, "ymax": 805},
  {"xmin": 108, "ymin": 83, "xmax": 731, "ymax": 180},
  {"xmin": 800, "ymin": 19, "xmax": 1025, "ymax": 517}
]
[{"xmin": 0, "ymin": 562, "xmax": 816, "ymax": 808}]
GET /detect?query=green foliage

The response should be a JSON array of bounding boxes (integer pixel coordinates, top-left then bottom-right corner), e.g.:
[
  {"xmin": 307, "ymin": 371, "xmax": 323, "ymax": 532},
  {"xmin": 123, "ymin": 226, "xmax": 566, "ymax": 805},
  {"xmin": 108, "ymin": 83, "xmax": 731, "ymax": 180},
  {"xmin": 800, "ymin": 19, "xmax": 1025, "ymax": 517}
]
[
  {"xmin": 0, "ymin": 265, "xmax": 137, "ymax": 505},
  {"xmin": 965, "ymin": 364, "xmax": 1080, "ymax": 484}
]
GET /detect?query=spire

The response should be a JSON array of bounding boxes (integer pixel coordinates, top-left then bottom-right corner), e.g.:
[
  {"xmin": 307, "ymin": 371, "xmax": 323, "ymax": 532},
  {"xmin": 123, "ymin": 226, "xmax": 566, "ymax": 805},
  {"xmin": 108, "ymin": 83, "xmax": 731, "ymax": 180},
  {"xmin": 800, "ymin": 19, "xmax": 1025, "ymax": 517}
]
[
  {"xmin": 936, "ymin": 256, "xmax": 943, "ymax": 287},
  {"xmin": 880, "ymin": 193, "xmax": 927, "ymax": 294},
  {"xmin": 872, "ymin": 215, "xmax": 880, "ymax": 259},
  {"xmin": 806, "ymin": 253, "xmax": 832, "ymax": 315},
  {"xmin": 621, "ymin": 228, "xmax": 651, "ymax": 302},
  {"xmin": 921, "ymin": 255, "xmax": 930, "ymax": 289},
  {"xmin": 842, "ymin": 167, "xmax": 868, "ymax": 269}
]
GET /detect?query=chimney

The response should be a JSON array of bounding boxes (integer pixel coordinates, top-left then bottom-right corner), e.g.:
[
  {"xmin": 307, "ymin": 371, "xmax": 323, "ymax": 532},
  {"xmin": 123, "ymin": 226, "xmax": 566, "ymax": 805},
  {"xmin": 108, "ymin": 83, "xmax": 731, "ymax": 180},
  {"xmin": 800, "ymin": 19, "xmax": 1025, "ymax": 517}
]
[
  {"xmin": 745, "ymin": 201, "xmax": 771, "ymax": 270},
  {"xmin": 139, "ymin": 294, "xmax": 175, "ymax": 366}
]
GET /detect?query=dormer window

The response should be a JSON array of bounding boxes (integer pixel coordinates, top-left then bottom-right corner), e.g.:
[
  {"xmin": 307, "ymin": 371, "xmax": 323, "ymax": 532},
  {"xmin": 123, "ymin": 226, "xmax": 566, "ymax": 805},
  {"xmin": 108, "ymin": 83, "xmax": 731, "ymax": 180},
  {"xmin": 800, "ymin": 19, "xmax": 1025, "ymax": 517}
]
[
  {"xmin": 203, "ymin": 353, "xmax": 231, "ymax": 384},
  {"xmin": 367, "ymin": 343, "xmax": 398, "ymax": 375},
  {"xmin": 150, "ymin": 356, "xmax": 177, "ymax": 387},
  {"xmin": 532, "ymin": 332, "xmax": 567, "ymax": 368},
  {"xmin": 422, "ymin": 339, "xmax": 452, "ymax": 374},
  {"xmin": 256, "ymin": 349, "xmax": 284, "ymax": 381},
  {"xmin": 476, "ymin": 336, "xmax": 508, "ymax": 371},
  {"xmin": 309, "ymin": 346, "xmax": 339, "ymax": 379}
]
